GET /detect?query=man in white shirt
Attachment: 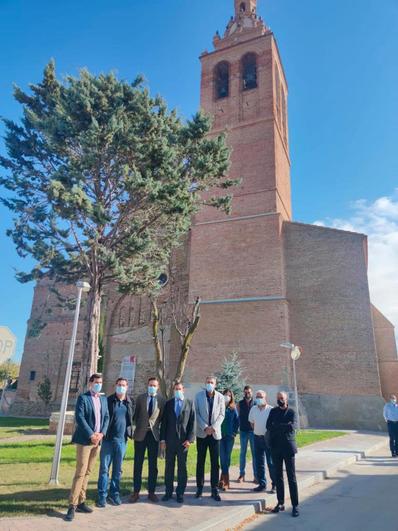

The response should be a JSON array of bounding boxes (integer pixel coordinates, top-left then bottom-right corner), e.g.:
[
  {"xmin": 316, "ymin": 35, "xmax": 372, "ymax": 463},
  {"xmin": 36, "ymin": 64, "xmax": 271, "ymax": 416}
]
[
  {"xmin": 383, "ymin": 394, "xmax": 398, "ymax": 457},
  {"xmin": 249, "ymin": 390, "xmax": 275, "ymax": 493}
]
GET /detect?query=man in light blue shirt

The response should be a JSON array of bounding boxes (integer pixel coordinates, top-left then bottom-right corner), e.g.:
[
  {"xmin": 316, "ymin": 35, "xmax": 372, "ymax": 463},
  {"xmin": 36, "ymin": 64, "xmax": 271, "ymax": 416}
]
[{"xmin": 383, "ymin": 395, "xmax": 398, "ymax": 457}]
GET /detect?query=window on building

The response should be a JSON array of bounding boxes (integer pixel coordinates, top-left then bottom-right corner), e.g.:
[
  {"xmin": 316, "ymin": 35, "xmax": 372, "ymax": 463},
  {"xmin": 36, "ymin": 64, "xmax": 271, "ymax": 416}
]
[
  {"xmin": 215, "ymin": 62, "xmax": 230, "ymax": 100},
  {"xmin": 29, "ymin": 370, "xmax": 36, "ymax": 381},
  {"xmin": 242, "ymin": 53, "xmax": 257, "ymax": 90},
  {"xmin": 240, "ymin": 2, "xmax": 246, "ymax": 12},
  {"xmin": 70, "ymin": 362, "xmax": 81, "ymax": 393}
]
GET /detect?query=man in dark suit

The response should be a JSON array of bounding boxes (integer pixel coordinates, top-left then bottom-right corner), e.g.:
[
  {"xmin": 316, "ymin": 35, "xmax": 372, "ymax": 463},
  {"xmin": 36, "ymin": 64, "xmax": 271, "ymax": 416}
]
[
  {"xmin": 266, "ymin": 391, "xmax": 299, "ymax": 518},
  {"xmin": 65, "ymin": 373, "xmax": 110, "ymax": 522},
  {"xmin": 129, "ymin": 376, "xmax": 165, "ymax": 503},
  {"xmin": 160, "ymin": 381, "xmax": 195, "ymax": 503}
]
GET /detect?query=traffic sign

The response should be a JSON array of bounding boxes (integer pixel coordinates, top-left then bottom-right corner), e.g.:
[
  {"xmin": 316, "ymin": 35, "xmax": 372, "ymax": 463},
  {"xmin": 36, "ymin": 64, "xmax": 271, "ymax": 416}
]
[{"xmin": 0, "ymin": 327, "xmax": 17, "ymax": 363}]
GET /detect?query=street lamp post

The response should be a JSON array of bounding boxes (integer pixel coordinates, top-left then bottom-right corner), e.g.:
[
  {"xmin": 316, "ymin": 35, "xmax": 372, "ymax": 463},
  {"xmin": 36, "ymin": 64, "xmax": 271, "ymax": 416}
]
[
  {"xmin": 49, "ymin": 280, "xmax": 91, "ymax": 485},
  {"xmin": 280, "ymin": 341, "xmax": 302, "ymax": 431}
]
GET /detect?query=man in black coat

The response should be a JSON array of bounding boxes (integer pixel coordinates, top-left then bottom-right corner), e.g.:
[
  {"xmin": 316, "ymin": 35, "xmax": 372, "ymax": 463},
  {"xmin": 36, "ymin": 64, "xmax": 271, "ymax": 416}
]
[
  {"xmin": 160, "ymin": 381, "xmax": 195, "ymax": 503},
  {"xmin": 97, "ymin": 377, "xmax": 134, "ymax": 507},
  {"xmin": 266, "ymin": 391, "xmax": 299, "ymax": 518}
]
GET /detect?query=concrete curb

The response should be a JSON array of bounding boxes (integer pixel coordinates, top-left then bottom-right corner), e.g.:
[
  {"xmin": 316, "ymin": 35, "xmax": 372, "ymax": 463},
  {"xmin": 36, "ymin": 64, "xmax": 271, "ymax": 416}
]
[{"xmin": 187, "ymin": 438, "xmax": 388, "ymax": 531}]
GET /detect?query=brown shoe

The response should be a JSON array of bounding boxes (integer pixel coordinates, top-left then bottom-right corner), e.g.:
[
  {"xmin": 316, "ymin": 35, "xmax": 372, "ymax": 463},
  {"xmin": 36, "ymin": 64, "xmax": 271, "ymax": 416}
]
[
  {"xmin": 237, "ymin": 475, "xmax": 245, "ymax": 483},
  {"xmin": 219, "ymin": 473, "xmax": 226, "ymax": 491},
  {"xmin": 129, "ymin": 492, "xmax": 140, "ymax": 503},
  {"xmin": 148, "ymin": 493, "xmax": 159, "ymax": 503}
]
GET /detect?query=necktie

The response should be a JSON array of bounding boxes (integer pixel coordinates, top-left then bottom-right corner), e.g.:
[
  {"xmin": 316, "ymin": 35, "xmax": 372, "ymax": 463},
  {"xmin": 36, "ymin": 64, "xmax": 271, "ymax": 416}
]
[
  {"xmin": 176, "ymin": 399, "xmax": 182, "ymax": 418},
  {"xmin": 148, "ymin": 396, "xmax": 154, "ymax": 418}
]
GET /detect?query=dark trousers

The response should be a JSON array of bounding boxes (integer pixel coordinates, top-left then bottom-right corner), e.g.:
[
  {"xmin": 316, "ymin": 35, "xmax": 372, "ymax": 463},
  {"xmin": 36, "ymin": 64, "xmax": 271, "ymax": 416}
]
[
  {"xmin": 387, "ymin": 421, "xmax": 398, "ymax": 455},
  {"xmin": 254, "ymin": 435, "xmax": 275, "ymax": 488},
  {"xmin": 165, "ymin": 440, "xmax": 189, "ymax": 496},
  {"xmin": 134, "ymin": 430, "xmax": 159, "ymax": 493},
  {"xmin": 196, "ymin": 435, "xmax": 220, "ymax": 490},
  {"xmin": 272, "ymin": 452, "xmax": 299, "ymax": 507}
]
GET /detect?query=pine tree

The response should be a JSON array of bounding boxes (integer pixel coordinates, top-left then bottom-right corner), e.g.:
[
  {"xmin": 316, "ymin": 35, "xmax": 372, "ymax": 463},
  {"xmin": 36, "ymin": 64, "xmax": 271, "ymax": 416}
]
[
  {"xmin": 0, "ymin": 62, "xmax": 237, "ymax": 388},
  {"xmin": 216, "ymin": 352, "xmax": 246, "ymax": 401}
]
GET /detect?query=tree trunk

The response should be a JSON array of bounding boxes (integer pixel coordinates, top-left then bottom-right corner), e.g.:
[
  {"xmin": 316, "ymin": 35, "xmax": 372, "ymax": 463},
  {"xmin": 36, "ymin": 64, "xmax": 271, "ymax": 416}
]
[
  {"xmin": 150, "ymin": 299, "xmax": 168, "ymax": 397},
  {"xmin": 80, "ymin": 282, "xmax": 102, "ymax": 392}
]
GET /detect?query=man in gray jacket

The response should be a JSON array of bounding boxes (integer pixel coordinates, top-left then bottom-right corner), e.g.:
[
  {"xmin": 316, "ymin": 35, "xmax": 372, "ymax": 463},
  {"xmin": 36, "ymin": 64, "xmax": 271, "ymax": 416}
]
[{"xmin": 195, "ymin": 375, "xmax": 225, "ymax": 501}]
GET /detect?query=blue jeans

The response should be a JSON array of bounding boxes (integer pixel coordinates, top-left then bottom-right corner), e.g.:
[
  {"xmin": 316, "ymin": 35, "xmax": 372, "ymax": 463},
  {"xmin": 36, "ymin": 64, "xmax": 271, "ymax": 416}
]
[
  {"xmin": 220, "ymin": 436, "xmax": 235, "ymax": 474},
  {"xmin": 97, "ymin": 439, "xmax": 126, "ymax": 501},
  {"xmin": 239, "ymin": 430, "xmax": 257, "ymax": 478},
  {"xmin": 254, "ymin": 434, "xmax": 275, "ymax": 489}
]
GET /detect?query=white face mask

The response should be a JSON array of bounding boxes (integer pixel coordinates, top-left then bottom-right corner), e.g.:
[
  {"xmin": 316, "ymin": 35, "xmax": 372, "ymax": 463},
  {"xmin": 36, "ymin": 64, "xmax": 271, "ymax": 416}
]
[
  {"xmin": 391, "ymin": 399, "xmax": 397, "ymax": 404},
  {"xmin": 224, "ymin": 395, "xmax": 231, "ymax": 405}
]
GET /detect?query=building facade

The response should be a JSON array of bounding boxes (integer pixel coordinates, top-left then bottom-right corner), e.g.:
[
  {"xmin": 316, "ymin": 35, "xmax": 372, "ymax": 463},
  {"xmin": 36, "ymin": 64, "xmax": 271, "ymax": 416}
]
[{"xmin": 11, "ymin": 0, "xmax": 397, "ymax": 429}]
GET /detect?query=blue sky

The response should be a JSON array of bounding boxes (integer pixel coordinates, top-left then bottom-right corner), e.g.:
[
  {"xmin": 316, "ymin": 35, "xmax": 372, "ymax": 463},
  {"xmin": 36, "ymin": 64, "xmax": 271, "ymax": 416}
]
[{"xmin": 1, "ymin": 0, "xmax": 397, "ymax": 361}]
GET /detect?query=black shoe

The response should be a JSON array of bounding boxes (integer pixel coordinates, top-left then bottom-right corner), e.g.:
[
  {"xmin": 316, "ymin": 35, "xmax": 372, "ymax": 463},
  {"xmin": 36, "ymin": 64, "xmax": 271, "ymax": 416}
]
[
  {"xmin": 292, "ymin": 506, "xmax": 300, "ymax": 517},
  {"xmin": 392, "ymin": 454, "xmax": 397, "ymax": 457},
  {"xmin": 271, "ymin": 503, "xmax": 285, "ymax": 513},
  {"xmin": 176, "ymin": 495, "xmax": 184, "ymax": 503},
  {"xmin": 195, "ymin": 488, "xmax": 203, "ymax": 499},
  {"xmin": 212, "ymin": 489, "xmax": 221, "ymax": 502},
  {"xmin": 96, "ymin": 499, "xmax": 106, "ymax": 508},
  {"xmin": 76, "ymin": 502, "xmax": 93, "ymax": 513},
  {"xmin": 162, "ymin": 493, "xmax": 173, "ymax": 502},
  {"xmin": 253, "ymin": 485, "xmax": 266, "ymax": 492},
  {"xmin": 65, "ymin": 506, "xmax": 75, "ymax": 521}
]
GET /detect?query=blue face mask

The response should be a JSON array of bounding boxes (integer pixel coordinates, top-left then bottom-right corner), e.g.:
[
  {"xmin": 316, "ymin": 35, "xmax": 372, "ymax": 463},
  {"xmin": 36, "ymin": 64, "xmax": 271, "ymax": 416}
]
[
  {"xmin": 175, "ymin": 390, "xmax": 184, "ymax": 400},
  {"xmin": 148, "ymin": 386, "xmax": 157, "ymax": 396},
  {"xmin": 92, "ymin": 383, "xmax": 102, "ymax": 394},
  {"xmin": 206, "ymin": 383, "xmax": 215, "ymax": 393},
  {"xmin": 256, "ymin": 398, "xmax": 265, "ymax": 406},
  {"xmin": 116, "ymin": 385, "xmax": 127, "ymax": 395}
]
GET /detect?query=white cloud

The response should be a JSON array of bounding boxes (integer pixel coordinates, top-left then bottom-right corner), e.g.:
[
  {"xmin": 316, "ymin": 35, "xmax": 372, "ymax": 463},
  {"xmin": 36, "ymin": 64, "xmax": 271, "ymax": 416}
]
[{"xmin": 314, "ymin": 189, "xmax": 398, "ymax": 342}]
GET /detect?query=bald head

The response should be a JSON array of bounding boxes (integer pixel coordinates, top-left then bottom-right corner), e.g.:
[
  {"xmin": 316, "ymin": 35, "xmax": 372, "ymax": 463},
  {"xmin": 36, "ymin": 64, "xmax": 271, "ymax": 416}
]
[{"xmin": 277, "ymin": 391, "xmax": 288, "ymax": 409}]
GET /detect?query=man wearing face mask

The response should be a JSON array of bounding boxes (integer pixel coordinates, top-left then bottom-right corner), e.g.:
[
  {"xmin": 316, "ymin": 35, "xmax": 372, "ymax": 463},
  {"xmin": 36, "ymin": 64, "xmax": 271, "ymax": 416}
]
[
  {"xmin": 383, "ymin": 394, "xmax": 398, "ymax": 457},
  {"xmin": 65, "ymin": 373, "xmax": 109, "ymax": 522},
  {"xmin": 195, "ymin": 375, "xmax": 225, "ymax": 501},
  {"xmin": 160, "ymin": 381, "xmax": 195, "ymax": 503},
  {"xmin": 248, "ymin": 390, "xmax": 275, "ymax": 494},
  {"xmin": 96, "ymin": 377, "xmax": 133, "ymax": 507},
  {"xmin": 129, "ymin": 377, "xmax": 165, "ymax": 503},
  {"xmin": 237, "ymin": 385, "xmax": 257, "ymax": 483},
  {"xmin": 267, "ymin": 391, "xmax": 299, "ymax": 518}
]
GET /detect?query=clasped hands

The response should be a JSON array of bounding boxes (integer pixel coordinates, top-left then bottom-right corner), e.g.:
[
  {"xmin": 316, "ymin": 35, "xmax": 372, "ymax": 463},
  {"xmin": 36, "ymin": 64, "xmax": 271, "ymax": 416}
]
[
  {"xmin": 90, "ymin": 432, "xmax": 104, "ymax": 446},
  {"xmin": 160, "ymin": 440, "xmax": 191, "ymax": 451},
  {"xmin": 205, "ymin": 426, "xmax": 215, "ymax": 436}
]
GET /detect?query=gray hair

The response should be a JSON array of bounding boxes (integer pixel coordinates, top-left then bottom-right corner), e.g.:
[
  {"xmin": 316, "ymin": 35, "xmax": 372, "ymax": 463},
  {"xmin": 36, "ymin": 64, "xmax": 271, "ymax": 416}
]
[{"xmin": 256, "ymin": 389, "xmax": 266, "ymax": 397}]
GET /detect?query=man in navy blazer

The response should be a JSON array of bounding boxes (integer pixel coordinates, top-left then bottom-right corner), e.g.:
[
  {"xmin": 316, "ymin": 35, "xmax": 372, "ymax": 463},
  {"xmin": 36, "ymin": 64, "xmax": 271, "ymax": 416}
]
[{"xmin": 65, "ymin": 373, "xmax": 109, "ymax": 522}]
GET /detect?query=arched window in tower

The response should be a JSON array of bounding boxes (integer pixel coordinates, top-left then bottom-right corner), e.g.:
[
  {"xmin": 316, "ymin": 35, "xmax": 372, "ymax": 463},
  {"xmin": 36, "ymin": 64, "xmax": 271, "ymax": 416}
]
[
  {"xmin": 240, "ymin": 2, "xmax": 246, "ymax": 12},
  {"xmin": 214, "ymin": 61, "xmax": 230, "ymax": 100},
  {"xmin": 242, "ymin": 53, "xmax": 257, "ymax": 91}
]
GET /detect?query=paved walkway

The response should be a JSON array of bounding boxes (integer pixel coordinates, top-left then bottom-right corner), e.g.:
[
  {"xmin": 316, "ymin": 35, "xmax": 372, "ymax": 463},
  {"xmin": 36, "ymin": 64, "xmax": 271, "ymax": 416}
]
[
  {"xmin": 0, "ymin": 432, "xmax": 388, "ymax": 531},
  {"xmin": 243, "ymin": 446, "xmax": 398, "ymax": 531}
]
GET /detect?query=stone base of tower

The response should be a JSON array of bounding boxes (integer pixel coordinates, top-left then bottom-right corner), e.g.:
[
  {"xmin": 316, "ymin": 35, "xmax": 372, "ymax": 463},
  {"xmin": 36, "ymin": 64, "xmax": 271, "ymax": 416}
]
[{"xmin": 300, "ymin": 394, "xmax": 385, "ymax": 431}]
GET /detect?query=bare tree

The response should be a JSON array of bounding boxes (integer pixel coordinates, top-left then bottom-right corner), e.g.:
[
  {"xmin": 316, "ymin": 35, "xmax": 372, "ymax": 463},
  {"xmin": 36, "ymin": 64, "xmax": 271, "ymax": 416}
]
[{"xmin": 151, "ymin": 276, "xmax": 201, "ymax": 398}]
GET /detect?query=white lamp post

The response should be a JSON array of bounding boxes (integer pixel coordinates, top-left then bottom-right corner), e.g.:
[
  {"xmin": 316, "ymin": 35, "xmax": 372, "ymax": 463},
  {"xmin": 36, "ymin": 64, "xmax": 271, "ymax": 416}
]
[
  {"xmin": 280, "ymin": 341, "xmax": 302, "ymax": 430},
  {"xmin": 49, "ymin": 280, "xmax": 91, "ymax": 485}
]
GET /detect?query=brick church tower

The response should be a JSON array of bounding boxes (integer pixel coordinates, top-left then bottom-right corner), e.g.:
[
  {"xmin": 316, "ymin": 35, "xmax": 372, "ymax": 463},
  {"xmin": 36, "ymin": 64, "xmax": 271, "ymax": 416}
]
[
  {"xmin": 11, "ymin": 0, "xmax": 398, "ymax": 429},
  {"xmin": 187, "ymin": 0, "xmax": 293, "ymax": 390}
]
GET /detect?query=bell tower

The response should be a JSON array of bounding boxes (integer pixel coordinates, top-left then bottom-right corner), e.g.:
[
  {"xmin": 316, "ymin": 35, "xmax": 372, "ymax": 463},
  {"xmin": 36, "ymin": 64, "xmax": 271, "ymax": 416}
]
[{"xmin": 187, "ymin": 0, "xmax": 292, "ymax": 389}]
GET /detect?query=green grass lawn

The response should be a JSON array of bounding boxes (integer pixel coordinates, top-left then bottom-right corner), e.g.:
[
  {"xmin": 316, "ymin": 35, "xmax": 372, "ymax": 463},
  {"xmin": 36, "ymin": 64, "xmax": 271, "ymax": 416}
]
[
  {"xmin": 0, "ymin": 416, "xmax": 49, "ymax": 439},
  {"xmin": 0, "ymin": 418, "xmax": 345, "ymax": 518}
]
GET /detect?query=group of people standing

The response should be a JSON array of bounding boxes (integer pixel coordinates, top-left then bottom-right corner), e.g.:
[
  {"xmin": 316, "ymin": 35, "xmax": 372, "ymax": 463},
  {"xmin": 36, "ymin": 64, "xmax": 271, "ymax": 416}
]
[{"xmin": 65, "ymin": 373, "xmax": 300, "ymax": 521}]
